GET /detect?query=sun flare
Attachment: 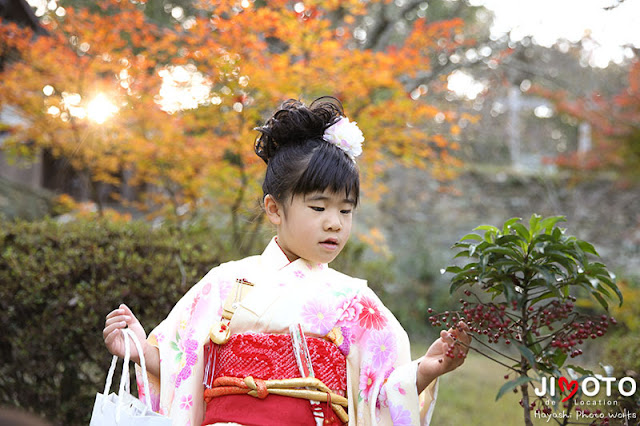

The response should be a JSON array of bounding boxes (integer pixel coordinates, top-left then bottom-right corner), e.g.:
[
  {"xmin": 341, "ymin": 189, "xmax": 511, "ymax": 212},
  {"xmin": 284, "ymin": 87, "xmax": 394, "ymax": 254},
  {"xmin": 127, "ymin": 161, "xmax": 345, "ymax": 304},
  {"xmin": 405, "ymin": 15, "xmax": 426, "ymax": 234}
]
[{"xmin": 86, "ymin": 94, "xmax": 118, "ymax": 124}]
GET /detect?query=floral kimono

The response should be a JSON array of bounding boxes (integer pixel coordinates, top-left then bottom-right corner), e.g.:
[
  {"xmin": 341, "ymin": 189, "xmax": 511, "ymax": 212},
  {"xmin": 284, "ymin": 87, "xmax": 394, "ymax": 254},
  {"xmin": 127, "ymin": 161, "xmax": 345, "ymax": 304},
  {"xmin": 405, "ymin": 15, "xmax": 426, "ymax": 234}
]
[{"xmin": 139, "ymin": 238, "xmax": 438, "ymax": 425}]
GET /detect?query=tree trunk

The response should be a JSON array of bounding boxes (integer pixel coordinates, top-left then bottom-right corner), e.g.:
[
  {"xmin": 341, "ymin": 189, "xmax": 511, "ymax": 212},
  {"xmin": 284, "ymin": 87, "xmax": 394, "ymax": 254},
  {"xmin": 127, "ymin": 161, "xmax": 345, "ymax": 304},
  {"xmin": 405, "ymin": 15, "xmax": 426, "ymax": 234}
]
[{"xmin": 521, "ymin": 381, "xmax": 533, "ymax": 426}]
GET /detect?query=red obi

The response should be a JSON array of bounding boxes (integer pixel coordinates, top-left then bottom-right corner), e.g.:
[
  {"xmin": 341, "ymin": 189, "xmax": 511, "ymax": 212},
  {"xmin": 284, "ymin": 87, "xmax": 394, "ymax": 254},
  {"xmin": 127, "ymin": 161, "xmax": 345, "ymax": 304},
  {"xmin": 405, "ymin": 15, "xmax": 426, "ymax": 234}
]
[{"xmin": 201, "ymin": 333, "xmax": 347, "ymax": 426}]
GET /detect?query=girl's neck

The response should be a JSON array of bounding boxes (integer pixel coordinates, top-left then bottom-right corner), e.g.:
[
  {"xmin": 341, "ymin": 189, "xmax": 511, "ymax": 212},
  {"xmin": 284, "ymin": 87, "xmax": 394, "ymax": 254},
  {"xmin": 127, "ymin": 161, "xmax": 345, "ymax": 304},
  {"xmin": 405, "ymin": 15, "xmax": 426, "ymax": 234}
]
[{"xmin": 275, "ymin": 237, "xmax": 300, "ymax": 263}]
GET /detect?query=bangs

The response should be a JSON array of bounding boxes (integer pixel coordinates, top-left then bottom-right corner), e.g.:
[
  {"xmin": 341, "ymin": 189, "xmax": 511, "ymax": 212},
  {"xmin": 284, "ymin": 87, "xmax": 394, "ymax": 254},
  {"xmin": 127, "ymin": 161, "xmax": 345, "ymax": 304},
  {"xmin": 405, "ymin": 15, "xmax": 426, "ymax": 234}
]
[{"xmin": 292, "ymin": 143, "xmax": 360, "ymax": 205}]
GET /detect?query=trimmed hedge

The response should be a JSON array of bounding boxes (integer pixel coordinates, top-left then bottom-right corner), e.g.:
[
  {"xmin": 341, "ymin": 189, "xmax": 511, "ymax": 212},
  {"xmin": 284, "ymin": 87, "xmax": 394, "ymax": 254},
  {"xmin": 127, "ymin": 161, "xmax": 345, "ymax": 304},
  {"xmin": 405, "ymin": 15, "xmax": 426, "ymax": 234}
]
[
  {"xmin": 0, "ymin": 218, "xmax": 239, "ymax": 425},
  {"xmin": 0, "ymin": 217, "xmax": 397, "ymax": 425}
]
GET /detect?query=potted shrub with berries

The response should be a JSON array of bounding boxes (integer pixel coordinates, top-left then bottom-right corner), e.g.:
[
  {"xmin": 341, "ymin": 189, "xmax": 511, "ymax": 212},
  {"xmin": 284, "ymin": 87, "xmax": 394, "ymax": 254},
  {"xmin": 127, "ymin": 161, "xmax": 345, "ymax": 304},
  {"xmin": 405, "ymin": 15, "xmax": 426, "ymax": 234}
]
[{"xmin": 430, "ymin": 214, "xmax": 622, "ymax": 426}]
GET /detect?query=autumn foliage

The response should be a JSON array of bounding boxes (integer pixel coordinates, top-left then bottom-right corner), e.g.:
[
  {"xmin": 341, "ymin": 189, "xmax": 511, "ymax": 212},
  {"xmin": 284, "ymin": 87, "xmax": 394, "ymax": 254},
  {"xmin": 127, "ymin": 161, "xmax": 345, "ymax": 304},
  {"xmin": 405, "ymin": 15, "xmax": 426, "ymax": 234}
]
[
  {"xmin": 536, "ymin": 55, "xmax": 640, "ymax": 177},
  {"xmin": 0, "ymin": 0, "xmax": 468, "ymax": 229}
]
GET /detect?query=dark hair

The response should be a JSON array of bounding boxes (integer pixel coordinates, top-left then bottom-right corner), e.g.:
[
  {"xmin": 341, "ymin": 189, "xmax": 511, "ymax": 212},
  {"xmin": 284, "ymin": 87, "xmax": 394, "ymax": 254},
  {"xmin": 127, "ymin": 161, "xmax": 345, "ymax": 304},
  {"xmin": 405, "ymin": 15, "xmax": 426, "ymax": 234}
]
[{"xmin": 254, "ymin": 96, "xmax": 360, "ymax": 206}]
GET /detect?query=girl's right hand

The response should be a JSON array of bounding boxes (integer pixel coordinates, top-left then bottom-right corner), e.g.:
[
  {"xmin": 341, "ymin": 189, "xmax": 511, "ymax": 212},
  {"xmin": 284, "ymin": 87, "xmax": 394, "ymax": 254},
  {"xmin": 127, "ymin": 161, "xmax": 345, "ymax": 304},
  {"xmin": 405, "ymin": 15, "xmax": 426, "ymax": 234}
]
[{"xmin": 103, "ymin": 303, "xmax": 147, "ymax": 364}]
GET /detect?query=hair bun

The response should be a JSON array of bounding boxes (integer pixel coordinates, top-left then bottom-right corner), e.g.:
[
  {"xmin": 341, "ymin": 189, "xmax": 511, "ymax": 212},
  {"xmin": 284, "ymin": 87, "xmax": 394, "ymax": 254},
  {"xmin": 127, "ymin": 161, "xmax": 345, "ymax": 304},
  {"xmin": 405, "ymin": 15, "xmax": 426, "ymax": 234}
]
[{"xmin": 255, "ymin": 97, "xmax": 344, "ymax": 164}]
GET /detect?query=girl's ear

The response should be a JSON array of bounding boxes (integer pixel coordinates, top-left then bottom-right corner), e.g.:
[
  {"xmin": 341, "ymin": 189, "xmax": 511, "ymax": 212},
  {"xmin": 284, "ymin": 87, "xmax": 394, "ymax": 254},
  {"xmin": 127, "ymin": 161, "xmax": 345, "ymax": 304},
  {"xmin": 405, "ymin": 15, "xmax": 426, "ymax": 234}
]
[{"xmin": 264, "ymin": 194, "xmax": 282, "ymax": 225}]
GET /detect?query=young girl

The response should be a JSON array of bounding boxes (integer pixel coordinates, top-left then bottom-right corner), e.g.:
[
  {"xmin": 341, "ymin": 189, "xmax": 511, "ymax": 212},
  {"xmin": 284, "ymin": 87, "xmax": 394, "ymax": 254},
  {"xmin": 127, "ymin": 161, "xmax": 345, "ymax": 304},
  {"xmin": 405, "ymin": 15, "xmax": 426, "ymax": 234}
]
[{"xmin": 103, "ymin": 96, "xmax": 470, "ymax": 426}]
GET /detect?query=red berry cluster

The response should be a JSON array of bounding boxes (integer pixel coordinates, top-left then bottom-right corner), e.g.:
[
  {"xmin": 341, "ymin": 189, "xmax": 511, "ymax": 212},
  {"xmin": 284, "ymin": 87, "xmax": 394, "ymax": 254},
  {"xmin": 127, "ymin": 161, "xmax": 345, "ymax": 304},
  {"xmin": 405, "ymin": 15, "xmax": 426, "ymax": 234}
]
[
  {"xmin": 428, "ymin": 292, "xmax": 617, "ymax": 362},
  {"xmin": 519, "ymin": 398, "xmax": 537, "ymax": 411},
  {"xmin": 526, "ymin": 299, "xmax": 575, "ymax": 335},
  {"xmin": 550, "ymin": 313, "xmax": 616, "ymax": 358},
  {"xmin": 536, "ymin": 404, "xmax": 552, "ymax": 415},
  {"xmin": 428, "ymin": 297, "xmax": 515, "ymax": 345}
]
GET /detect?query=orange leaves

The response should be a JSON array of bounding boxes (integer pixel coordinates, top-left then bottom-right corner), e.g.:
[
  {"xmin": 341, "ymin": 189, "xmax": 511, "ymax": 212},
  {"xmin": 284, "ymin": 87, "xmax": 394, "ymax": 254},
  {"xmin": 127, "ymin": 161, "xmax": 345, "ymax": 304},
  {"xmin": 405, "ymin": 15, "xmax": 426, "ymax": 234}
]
[
  {"xmin": 394, "ymin": 17, "xmax": 465, "ymax": 76},
  {"xmin": 535, "ymin": 54, "xmax": 640, "ymax": 176},
  {"xmin": 0, "ymin": 0, "xmax": 472, "ymax": 219}
]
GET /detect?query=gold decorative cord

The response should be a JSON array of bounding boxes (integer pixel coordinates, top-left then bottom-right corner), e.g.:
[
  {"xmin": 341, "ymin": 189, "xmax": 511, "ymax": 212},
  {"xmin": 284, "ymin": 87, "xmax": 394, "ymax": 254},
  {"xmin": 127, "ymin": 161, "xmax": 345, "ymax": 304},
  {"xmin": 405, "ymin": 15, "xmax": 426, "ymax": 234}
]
[{"xmin": 203, "ymin": 376, "xmax": 349, "ymax": 423}]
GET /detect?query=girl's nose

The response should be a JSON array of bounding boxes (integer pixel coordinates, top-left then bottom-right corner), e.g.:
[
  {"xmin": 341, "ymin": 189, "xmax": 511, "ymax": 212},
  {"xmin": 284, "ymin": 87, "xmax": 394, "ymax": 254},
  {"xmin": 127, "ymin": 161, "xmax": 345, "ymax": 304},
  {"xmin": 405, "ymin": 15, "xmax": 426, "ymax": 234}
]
[{"xmin": 325, "ymin": 212, "xmax": 342, "ymax": 231}]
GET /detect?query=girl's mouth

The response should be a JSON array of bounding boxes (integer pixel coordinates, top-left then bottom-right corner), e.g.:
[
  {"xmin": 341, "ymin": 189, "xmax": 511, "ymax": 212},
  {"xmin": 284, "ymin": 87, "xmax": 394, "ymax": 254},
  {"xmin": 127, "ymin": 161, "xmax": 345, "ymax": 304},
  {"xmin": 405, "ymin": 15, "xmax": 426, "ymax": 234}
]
[{"xmin": 320, "ymin": 239, "xmax": 339, "ymax": 250}]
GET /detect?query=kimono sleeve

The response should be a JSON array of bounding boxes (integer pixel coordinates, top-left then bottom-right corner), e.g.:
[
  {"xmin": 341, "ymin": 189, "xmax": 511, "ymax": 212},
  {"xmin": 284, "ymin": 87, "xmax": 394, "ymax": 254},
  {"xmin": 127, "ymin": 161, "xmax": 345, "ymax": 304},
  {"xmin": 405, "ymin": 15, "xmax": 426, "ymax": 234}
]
[
  {"xmin": 135, "ymin": 262, "xmax": 236, "ymax": 426},
  {"xmin": 339, "ymin": 286, "xmax": 438, "ymax": 425}
]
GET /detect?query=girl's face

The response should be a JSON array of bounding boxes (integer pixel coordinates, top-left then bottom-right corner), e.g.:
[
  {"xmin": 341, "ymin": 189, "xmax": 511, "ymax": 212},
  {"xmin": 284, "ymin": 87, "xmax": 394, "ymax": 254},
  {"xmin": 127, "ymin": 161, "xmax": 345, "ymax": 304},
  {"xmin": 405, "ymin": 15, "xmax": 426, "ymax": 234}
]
[{"xmin": 265, "ymin": 189, "xmax": 355, "ymax": 264}]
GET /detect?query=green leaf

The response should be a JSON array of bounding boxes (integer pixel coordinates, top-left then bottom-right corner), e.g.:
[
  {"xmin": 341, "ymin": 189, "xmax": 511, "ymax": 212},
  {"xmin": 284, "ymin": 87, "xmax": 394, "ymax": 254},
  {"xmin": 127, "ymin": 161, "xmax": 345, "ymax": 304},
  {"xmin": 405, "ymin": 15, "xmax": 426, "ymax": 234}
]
[
  {"xmin": 595, "ymin": 282, "xmax": 613, "ymax": 299},
  {"xmin": 502, "ymin": 217, "xmax": 522, "ymax": 234},
  {"xmin": 552, "ymin": 348, "xmax": 568, "ymax": 368},
  {"xmin": 452, "ymin": 242, "xmax": 471, "ymax": 249},
  {"xmin": 501, "ymin": 279, "xmax": 518, "ymax": 303},
  {"xmin": 450, "ymin": 280, "xmax": 470, "ymax": 294},
  {"xmin": 454, "ymin": 250, "xmax": 471, "ymax": 259},
  {"xmin": 531, "ymin": 291, "xmax": 555, "ymax": 305},
  {"xmin": 539, "ymin": 216, "xmax": 566, "ymax": 233},
  {"xmin": 576, "ymin": 240, "xmax": 599, "ymax": 256},
  {"xmin": 592, "ymin": 292, "xmax": 609, "ymax": 310},
  {"xmin": 484, "ymin": 246, "xmax": 520, "ymax": 258},
  {"xmin": 460, "ymin": 233, "xmax": 483, "ymax": 242},
  {"xmin": 529, "ymin": 214, "xmax": 542, "ymax": 236},
  {"xmin": 514, "ymin": 343, "xmax": 537, "ymax": 369},
  {"xmin": 530, "ymin": 265, "xmax": 561, "ymax": 294},
  {"xmin": 495, "ymin": 234, "xmax": 523, "ymax": 245},
  {"xmin": 496, "ymin": 376, "xmax": 533, "ymax": 401},
  {"xmin": 565, "ymin": 365, "xmax": 594, "ymax": 377},
  {"xmin": 444, "ymin": 266, "xmax": 463, "ymax": 274},
  {"xmin": 462, "ymin": 262, "xmax": 479, "ymax": 271},
  {"xmin": 474, "ymin": 224, "xmax": 499, "ymax": 233},
  {"xmin": 596, "ymin": 274, "xmax": 623, "ymax": 306},
  {"xmin": 511, "ymin": 223, "xmax": 530, "ymax": 241}
]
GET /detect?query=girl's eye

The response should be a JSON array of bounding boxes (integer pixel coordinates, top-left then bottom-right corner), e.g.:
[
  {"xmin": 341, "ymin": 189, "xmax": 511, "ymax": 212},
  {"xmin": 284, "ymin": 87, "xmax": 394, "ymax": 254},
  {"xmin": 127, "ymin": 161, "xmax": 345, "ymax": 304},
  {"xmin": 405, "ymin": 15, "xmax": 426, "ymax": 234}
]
[
  {"xmin": 341, "ymin": 210, "xmax": 352, "ymax": 215},
  {"xmin": 310, "ymin": 206, "xmax": 324, "ymax": 212}
]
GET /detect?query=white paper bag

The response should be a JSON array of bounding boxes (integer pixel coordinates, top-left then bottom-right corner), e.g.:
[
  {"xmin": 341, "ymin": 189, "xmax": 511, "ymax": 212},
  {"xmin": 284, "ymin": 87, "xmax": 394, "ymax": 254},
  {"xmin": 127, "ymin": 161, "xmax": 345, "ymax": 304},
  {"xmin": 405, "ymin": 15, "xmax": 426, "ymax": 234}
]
[{"xmin": 90, "ymin": 329, "xmax": 171, "ymax": 426}]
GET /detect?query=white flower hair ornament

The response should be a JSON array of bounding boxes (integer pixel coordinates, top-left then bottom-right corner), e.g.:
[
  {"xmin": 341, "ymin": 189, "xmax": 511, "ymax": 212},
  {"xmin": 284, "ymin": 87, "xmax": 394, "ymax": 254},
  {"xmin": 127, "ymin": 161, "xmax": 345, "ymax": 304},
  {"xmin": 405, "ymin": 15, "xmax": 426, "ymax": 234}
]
[{"xmin": 322, "ymin": 116, "xmax": 364, "ymax": 161}]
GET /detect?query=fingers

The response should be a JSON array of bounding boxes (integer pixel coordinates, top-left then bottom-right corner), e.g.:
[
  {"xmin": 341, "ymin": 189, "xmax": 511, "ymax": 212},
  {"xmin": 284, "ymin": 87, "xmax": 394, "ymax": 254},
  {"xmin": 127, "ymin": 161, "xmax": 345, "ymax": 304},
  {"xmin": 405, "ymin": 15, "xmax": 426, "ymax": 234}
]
[
  {"xmin": 105, "ymin": 305, "xmax": 136, "ymax": 327},
  {"xmin": 120, "ymin": 303, "xmax": 133, "ymax": 317},
  {"xmin": 440, "ymin": 324, "xmax": 470, "ymax": 363},
  {"xmin": 103, "ymin": 317, "xmax": 127, "ymax": 337},
  {"xmin": 105, "ymin": 307, "xmax": 125, "ymax": 320},
  {"xmin": 447, "ymin": 321, "xmax": 472, "ymax": 345},
  {"xmin": 440, "ymin": 330, "xmax": 455, "ymax": 346},
  {"xmin": 103, "ymin": 306, "xmax": 133, "ymax": 346}
]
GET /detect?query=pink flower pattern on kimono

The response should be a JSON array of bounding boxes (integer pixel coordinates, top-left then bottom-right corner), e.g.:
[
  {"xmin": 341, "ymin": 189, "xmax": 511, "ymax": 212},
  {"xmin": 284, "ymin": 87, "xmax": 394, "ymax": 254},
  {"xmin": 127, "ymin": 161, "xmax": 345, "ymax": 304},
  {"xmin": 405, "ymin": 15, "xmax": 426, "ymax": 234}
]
[
  {"xmin": 151, "ymin": 394, "xmax": 160, "ymax": 412},
  {"xmin": 189, "ymin": 294, "xmax": 201, "ymax": 316},
  {"xmin": 337, "ymin": 297, "xmax": 362, "ymax": 324},
  {"xmin": 180, "ymin": 394, "xmax": 193, "ymax": 410},
  {"xmin": 141, "ymin": 239, "xmax": 435, "ymax": 426},
  {"xmin": 389, "ymin": 402, "xmax": 413, "ymax": 426},
  {"xmin": 394, "ymin": 382, "xmax": 406, "ymax": 396},
  {"xmin": 301, "ymin": 298, "xmax": 337, "ymax": 335},
  {"xmin": 375, "ymin": 368, "xmax": 394, "ymax": 409},
  {"xmin": 367, "ymin": 330, "xmax": 396, "ymax": 369},
  {"xmin": 170, "ymin": 329, "xmax": 198, "ymax": 388},
  {"xmin": 359, "ymin": 367, "xmax": 377, "ymax": 402},
  {"xmin": 136, "ymin": 375, "xmax": 146, "ymax": 399},
  {"xmin": 358, "ymin": 296, "xmax": 387, "ymax": 330},
  {"xmin": 337, "ymin": 325, "xmax": 353, "ymax": 356}
]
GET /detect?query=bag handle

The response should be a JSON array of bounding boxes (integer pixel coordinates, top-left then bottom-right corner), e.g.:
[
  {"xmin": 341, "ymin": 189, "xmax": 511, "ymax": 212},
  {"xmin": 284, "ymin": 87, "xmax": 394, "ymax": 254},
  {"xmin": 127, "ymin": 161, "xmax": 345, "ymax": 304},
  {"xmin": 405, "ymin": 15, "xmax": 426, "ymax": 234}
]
[
  {"xmin": 116, "ymin": 328, "xmax": 132, "ymax": 422},
  {"xmin": 123, "ymin": 328, "xmax": 153, "ymax": 410},
  {"xmin": 101, "ymin": 328, "xmax": 154, "ymax": 422}
]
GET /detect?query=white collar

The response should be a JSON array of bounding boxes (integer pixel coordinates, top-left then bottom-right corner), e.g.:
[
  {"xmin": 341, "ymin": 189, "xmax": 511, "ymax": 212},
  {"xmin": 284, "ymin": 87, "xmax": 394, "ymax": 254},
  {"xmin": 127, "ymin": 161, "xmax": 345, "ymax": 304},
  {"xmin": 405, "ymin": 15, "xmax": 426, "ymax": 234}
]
[{"xmin": 260, "ymin": 237, "xmax": 328, "ymax": 272}]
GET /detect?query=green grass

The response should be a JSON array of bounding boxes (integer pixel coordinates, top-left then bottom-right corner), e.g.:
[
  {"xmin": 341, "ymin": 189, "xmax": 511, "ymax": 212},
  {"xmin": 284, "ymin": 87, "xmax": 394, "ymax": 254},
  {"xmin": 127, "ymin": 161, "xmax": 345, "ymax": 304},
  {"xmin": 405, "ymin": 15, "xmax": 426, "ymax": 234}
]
[
  {"xmin": 424, "ymin": 352, "xmax": 630, "ymax": 426},
  {"xmin": 429, "ymin": 353, "xmax": 527, "ymax": 425}
]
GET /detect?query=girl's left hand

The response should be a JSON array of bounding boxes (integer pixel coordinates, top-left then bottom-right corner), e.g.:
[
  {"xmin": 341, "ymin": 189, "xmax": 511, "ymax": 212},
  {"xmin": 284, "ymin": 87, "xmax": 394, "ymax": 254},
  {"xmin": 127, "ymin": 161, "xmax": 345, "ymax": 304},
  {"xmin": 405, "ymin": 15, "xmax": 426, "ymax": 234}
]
[{"xmin": 417, "ymin": 321, "xmax": 472, "ymax": 392}]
